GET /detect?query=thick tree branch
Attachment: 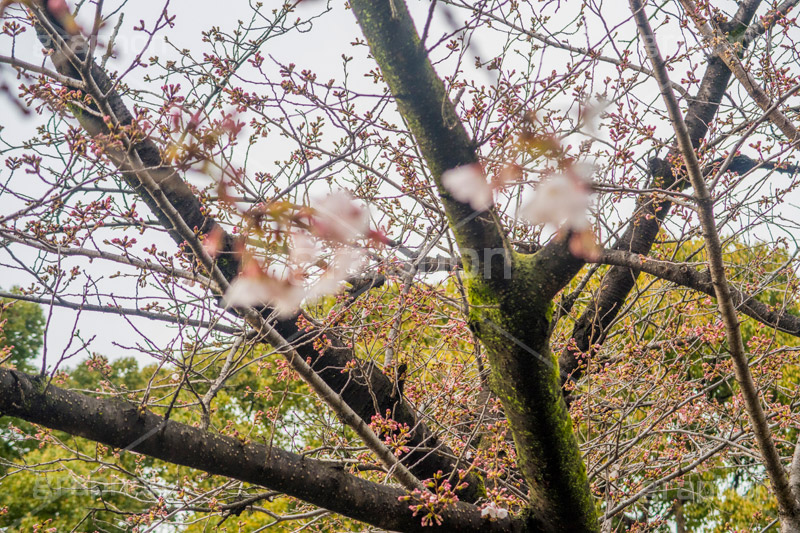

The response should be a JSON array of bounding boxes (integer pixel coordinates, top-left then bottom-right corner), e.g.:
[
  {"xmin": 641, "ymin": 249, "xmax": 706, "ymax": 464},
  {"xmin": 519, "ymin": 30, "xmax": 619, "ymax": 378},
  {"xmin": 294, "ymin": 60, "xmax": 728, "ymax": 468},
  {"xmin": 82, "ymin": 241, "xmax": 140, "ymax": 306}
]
[
  {"xmin": 791, "ymin": 436, "xmax": 800, "ymax": 504},
  {"xmin": 350, "ymin": 0, "xmax": 509, "ymax": 265},
  {"xmin": 594, "ymin": 250, "xmax": 800, "ymax": 337},
  {"xmin": 0, "ymin": 367, "xmax": 519, "ymax": 533},
  {"xmin": 350, "ymin": 1, "xmax": 595, "ymax": 530},
  {"xmin": 678, "ymin": 0, "xmax": 799, "ymax": 141},
  {"xmin": 741, "ymin": 0, "xmax": 800, "ymax": 49}
]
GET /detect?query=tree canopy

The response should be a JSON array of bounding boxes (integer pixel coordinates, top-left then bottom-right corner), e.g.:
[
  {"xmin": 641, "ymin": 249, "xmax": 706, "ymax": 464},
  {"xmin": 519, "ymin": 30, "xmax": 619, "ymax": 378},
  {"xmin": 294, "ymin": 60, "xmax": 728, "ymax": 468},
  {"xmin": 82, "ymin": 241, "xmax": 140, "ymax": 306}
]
[{"xmin": 2, "ymin": 0, "xmax": 800, "ymax": 531}]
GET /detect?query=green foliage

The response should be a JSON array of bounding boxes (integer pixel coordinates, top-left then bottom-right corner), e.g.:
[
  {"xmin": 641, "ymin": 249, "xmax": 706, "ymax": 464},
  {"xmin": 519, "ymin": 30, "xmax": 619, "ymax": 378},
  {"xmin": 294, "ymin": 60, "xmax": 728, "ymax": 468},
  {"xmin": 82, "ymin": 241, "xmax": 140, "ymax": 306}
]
[
  {"xmin": 0, "ymin": 295, "xmax": 45, "ymax": 473},
  {"xmin": 0, "ymin": 294, "xmax": 45, "ymax": 372}
]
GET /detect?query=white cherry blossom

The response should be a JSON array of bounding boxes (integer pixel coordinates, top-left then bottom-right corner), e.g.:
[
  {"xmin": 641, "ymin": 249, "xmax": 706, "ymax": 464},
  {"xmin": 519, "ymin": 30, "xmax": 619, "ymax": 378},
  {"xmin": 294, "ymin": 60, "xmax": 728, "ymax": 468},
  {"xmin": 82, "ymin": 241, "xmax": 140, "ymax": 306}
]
[
  {"xmin": 518, "ymin": 172, "xmax": 601, "ymax": 260},
  {"xmin": 306, "ymin": 248, "xmax": 364, "ymax": 301},
  {"xmin": 289, "ymin": 232, "xmax": 319, "ymax": 266},
  {"xmin": 223, "ymin": 249, "xmax": 363, "ymax": 317},
  {"xmin": 441, "ymin": 164, "xmax": 494, "ymax": 211},
  {"xmin": 518, "ymin": 173, "xmax": 590, "ymax": 230},
  {"xmin": 224, "ymin": 190, "xmax": 369, "ymax": 316},
  {"xmin": 480, "ymin": 502, "xmax": 509, "ymax": 520},
  {"xmin": 312, "ymin": 190, "xmax": 370, "ymax": 242}
]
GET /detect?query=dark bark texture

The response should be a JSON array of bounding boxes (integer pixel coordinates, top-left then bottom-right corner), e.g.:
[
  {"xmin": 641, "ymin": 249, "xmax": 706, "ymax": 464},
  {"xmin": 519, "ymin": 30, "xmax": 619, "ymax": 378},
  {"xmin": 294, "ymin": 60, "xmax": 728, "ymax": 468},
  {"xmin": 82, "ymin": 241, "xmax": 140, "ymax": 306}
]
[{"xmin": 0, "ymin": 367, "xmax": 518, "ymax": 533}]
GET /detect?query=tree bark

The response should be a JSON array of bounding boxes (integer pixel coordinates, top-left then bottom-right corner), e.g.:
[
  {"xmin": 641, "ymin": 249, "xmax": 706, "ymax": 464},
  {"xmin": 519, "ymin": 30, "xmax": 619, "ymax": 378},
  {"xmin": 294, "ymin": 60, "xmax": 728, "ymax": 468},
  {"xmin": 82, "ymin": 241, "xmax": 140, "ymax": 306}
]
[
  {"xmin": 0, "ymin": 367, "xmax": 520, "ymax": 533},
  {"xmin": 350, "ymin": 1, "xmax": 596, "ymax": 530}
]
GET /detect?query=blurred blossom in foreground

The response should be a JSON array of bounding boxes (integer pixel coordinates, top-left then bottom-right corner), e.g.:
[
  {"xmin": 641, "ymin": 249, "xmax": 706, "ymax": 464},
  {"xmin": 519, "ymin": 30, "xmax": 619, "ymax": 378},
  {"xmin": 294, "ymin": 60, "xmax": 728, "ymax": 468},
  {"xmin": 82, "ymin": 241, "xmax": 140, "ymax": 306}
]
[
  {"xmin": 289, "ymin": 232, "xmax": 319, "ymax": 266},
  {"xmin": 305, "ymin": 248, "xmax": 364, "ymax": 301},
  {"xmin": 46, "ymin": 0, "xmax": 81, "ymax": 34},
  {"xmin": 311, "ymin": 190, "xmax": 370, "ymax": 242},
  {"xmin": 441, "ymin": 164, "xmax": 494, "ymax": 211},
  {"xmin": 518, "ymin": 172, "xmax": 601, "ymax": 261},
  {"xmin": 223, "ymin": 190, "xmax": 369, "ymax": 316},
  {"xmin": 519, "ymin": 174, "xmax": 590, "ymax": 230}
]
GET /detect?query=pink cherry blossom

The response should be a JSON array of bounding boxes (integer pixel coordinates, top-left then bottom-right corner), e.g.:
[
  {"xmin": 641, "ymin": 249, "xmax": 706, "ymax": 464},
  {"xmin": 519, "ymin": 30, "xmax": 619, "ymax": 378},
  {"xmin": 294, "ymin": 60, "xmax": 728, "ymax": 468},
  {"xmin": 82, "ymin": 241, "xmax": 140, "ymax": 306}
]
[
  {"xmin": 47, "ymin": 0, "xmax": 80, "ymax": 34},
  {"xmin": 168, "ymin": 106, "xmax": 183, "ymax": 129},
  {"xmin": 289, "ymin": 232, "xmax": 318, "ymax": 266},
  {"xmin": 223, "ymin": 248, "xmax": 363, "ymax": 316},
  {"xmin": 568, "ymin": 227, "xmax": 601, "ymax": 261},
  {"xmin": 306, "ymin": 248, "xmax": 364, "ymax": 300},
  {"xmin": 223, "ymin": 272, "xmax": 305, "ymax": 317},
  {"xmin": 441, "ymin": 164, "xmax": 493, "ymax": 211},
  {"xmin": 518, "ymin": 173, "xmax": 601, "ymax": 260}
]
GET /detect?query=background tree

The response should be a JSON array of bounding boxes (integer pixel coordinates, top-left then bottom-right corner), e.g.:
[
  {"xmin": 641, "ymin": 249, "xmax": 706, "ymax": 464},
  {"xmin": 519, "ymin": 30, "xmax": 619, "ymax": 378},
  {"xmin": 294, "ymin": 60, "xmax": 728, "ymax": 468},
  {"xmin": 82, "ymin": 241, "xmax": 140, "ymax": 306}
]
[
  {"xmin": 0, "ymin": 293, "xmax": 44, "ymax": 372},
  {"xmin": 1, "ymin": 0, "xmax": 800, "ymax": 531}
]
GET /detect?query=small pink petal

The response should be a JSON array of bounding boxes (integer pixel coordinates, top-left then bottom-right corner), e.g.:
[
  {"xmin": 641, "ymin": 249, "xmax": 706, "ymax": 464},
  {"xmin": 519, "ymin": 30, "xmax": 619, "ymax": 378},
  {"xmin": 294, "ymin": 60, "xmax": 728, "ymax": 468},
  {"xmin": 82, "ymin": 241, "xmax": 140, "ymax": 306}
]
[{"xmin": 48, "ymin": 0, "xmax": 70, "ymax": 17}]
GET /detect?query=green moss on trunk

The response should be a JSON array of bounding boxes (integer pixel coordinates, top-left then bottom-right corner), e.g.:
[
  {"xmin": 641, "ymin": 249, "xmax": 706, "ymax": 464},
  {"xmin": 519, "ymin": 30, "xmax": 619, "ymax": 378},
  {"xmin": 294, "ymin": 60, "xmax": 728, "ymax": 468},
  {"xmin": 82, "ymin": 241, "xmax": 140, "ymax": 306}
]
[{"xmin": 350, "ymin": 1, "xmax": 598, "ymax": 530}]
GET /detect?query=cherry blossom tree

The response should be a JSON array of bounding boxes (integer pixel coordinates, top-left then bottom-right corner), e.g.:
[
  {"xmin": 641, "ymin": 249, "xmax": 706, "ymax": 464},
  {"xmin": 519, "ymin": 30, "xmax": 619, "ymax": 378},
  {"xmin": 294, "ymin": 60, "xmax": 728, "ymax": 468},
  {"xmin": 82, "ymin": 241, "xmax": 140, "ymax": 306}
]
[{"xmin": 2, "ymin": 0, "xmax": 800, "ymax": 531}]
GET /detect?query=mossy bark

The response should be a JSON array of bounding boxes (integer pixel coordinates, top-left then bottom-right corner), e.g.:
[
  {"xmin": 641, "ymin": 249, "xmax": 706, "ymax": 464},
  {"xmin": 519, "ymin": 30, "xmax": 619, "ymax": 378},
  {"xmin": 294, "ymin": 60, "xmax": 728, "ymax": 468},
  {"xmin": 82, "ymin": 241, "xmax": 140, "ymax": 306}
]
[
  {"xmin": 351, "ymin": 1, "xmax": 598, "ymax": 530},
  {"xmin": 465, "ymin": 252, "xmax": 596, "ymax": 531}
]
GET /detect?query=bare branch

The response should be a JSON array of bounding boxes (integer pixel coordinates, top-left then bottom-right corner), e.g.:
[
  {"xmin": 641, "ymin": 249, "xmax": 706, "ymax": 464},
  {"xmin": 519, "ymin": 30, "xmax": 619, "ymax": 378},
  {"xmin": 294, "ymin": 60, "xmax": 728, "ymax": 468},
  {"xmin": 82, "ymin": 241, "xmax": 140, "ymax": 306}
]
[{"xmin": 630, "ymin": 0, "xmax": 800, "ymax": 527}]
